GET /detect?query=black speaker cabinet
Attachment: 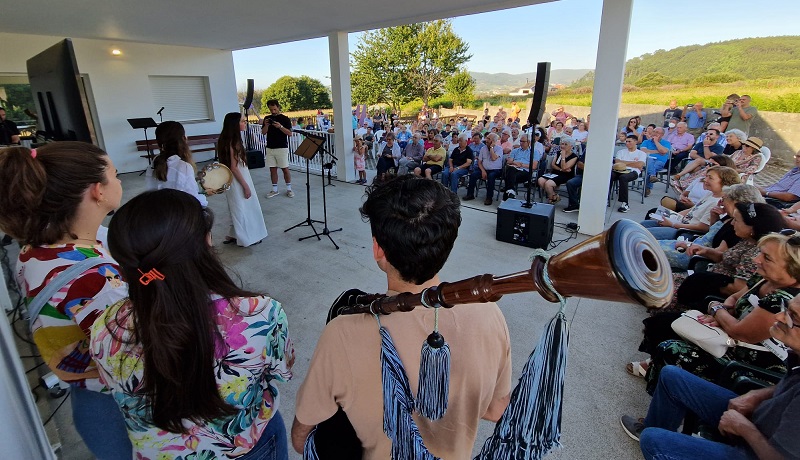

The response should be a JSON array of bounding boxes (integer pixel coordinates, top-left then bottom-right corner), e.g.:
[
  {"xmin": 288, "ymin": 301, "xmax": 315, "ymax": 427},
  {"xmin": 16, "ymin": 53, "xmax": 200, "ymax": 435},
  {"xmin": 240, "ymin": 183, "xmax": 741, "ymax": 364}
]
[
  {"xmin": 528, "ymin": 62, "xmax": 551, "ymax": 126},
  {"xmin": 496, "ymin": 200, "xmax": 554, "ymax": 248},
  {"xmin": 243, "ymin": 79, "xmax": 255, "ymax": 110},
  {"xmin": 246, "ymin": 149, "xmax": 265, "ymax": 169}
]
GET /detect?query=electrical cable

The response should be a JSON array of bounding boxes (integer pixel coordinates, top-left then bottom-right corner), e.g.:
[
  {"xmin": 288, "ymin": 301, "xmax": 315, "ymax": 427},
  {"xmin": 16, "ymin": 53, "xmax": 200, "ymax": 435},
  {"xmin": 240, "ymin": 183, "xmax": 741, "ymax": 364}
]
[{"xmin": 25, "ymin": 362, "xmax": 45, "ymax": 374}]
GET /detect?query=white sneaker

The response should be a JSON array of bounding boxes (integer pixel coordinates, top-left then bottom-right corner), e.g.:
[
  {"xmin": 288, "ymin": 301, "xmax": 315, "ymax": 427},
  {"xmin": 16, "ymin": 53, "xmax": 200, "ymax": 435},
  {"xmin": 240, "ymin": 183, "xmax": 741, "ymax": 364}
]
[
  {"xmin": 618, "ymin": 202, "xmax": 630, "ymax": 213},
  {"xmin": 266, "ymin": 191, "xmax": 280, "ymax": 198},
  {"xmin": 286, "ymin": 190, "xmax": 295, "ymax": 198}
]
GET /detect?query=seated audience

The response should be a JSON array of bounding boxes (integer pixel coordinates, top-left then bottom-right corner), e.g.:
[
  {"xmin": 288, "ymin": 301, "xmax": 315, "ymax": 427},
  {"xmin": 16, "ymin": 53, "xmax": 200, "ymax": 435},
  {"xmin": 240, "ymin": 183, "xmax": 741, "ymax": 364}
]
[
  {"xmin": 640, "ymin": 166, "xmax": 741, "ymax": 239},
  {"xmin": 672, "ymin": 129, "xmax": 725, "ymax": 181},
  {"xmin": 465, "ymin": 132, "xmax": 504, "ymax": 205},
  {"xmin": 398, "ymin": 133, "xmax": 424, "ymax": 175},
  {"xmin": 502, "ymin": 133, "xmax": 539, "ymax": 201},
  {"xmin": 441, "ymin": 133, "xmax": 473, "ymax": 193},
  {"xmin": 641, "ymin": 127, "xmax": 672, "ymax": 197},
  {"xmin": 91, "ymin": 189, "xmax": 294, "ymax": 460},
  {"xmin": 665, "ymin": 122, "xmax": 695, "ymax": 169},
  {"xmin": 722, "ymin": 129, "xmax": 746, "ymax": 156},
  {"xmin": 670, "ymin": 154, "xmax": 736, "ymax": 197},
  {"xmin": 562, "ymin": 143, "xmax": 586, "ymax": 214},
  {"xmin": 759, "ymin": 149, "xmax": 800, "ymax": 207},
  {"xmin": 376, "ymin": 132, "xmax": 401, "ymax": 181},
  {"xmin": 536, "ymin": 136, "xmax": 577, "ymax": 204},
  {"xmin": 414, "ymin": 134, "xmax": 446, "ymax": 179},
  {"xmin": 612, "ymin": 135, "xmax": 648, "ymax": 213},
  {"xmin": 291, "ymin": 176, "xmax": 512, "ymax": 458}
]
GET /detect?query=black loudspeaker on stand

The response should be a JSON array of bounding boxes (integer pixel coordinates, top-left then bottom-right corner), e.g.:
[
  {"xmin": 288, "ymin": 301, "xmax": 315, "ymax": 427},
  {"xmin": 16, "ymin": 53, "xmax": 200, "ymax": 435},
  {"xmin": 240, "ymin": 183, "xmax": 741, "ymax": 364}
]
[
  {"xmin": 240, "ymin": 78, "xmax": 264, "ymax": 169},
  {"xmin": 284, "ymin": 131, "xmax": 342, "ymax": 249},
  {"xmin": 496, "ymin": 200, "xmax": 554, "ymax": 249}
]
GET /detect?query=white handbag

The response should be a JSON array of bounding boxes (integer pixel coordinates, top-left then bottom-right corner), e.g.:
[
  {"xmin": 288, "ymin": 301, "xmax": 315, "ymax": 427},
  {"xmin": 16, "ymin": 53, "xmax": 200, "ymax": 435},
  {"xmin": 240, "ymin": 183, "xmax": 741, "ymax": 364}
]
[{"xmin": 671, "ymin": 310, "xmax": 735, "ymax": 358}]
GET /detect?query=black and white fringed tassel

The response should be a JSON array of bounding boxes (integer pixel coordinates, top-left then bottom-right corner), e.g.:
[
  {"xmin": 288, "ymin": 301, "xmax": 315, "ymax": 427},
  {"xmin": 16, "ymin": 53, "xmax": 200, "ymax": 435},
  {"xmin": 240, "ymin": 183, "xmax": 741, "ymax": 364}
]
[
  {"xmin": 476, "ymin": 249, "xmax": 570, "ymax": 460},
  {"xmin": 302, "ymin": 426, "xmax": 321, "ymax": 460},
  {"xmin": 416, "ymin": 297, "xmax": 451, "ymax": 421}
]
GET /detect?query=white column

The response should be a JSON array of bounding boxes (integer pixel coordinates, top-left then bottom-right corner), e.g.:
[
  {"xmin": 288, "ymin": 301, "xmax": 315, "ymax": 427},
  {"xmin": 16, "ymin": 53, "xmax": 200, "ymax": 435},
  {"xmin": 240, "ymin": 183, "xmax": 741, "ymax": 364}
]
[
  {"xmin": 328, "ymin": 32, "xmax": 355, "ymax": 182},
  {"xmin": 577, "ymin": 0, "xmax": 634, "ymax": 235}
]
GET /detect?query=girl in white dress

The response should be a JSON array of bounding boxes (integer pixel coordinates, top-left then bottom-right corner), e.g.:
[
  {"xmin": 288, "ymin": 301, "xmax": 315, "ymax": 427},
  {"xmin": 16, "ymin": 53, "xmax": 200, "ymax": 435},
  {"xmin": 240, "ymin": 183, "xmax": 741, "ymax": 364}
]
[
  {"xmin": 145, "ymin": 121, "xmax": 208, "ymax": 206},
  {"xmin": 217, "ymin": 112, "xmax": 268, "ymax": 247}
]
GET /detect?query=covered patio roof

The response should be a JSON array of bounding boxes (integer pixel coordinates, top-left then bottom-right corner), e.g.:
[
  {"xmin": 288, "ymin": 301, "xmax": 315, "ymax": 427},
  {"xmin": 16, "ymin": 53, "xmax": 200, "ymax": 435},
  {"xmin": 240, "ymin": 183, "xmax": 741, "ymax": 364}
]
[{"xmin": 4, "ymin": 0, "xmax": 557, "ymax": 50}]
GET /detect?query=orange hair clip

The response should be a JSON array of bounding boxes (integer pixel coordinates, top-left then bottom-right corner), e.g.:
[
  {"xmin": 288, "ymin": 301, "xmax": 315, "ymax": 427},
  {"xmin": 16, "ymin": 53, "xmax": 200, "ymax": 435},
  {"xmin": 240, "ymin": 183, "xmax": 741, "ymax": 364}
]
[{"xmin": 138, "ymin": 268, "xmax": 165, "ymax": 286}]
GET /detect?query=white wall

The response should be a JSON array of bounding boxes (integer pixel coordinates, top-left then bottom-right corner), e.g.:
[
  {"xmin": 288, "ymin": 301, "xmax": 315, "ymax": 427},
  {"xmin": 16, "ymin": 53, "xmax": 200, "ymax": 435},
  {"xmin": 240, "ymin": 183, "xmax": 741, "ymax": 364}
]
[{"xmin": 0, "ymin": 33, "xmax": 239, "ymax": 173}]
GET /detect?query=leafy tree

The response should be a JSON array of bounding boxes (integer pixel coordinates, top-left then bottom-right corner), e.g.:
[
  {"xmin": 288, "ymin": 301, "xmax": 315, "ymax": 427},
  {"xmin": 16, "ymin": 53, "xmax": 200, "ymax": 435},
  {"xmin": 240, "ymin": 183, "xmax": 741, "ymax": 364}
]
[
  {"xmin": 260, "ymin": 75, "xmax": 331, "ymax": 112},
  {"xmin": 634, "ymin": 72, "xmax": 671, "ymax": 87},
  {"xmin": 350, "ymin": 20, "xmax": 471, "ymax": 110},
  {"xmin": 0, "ymin": 84, "xmax": 35, "ymax": 121},
  {"xmin": 444, "ymin": 69, "xmax": 476, "ymax": 106}
]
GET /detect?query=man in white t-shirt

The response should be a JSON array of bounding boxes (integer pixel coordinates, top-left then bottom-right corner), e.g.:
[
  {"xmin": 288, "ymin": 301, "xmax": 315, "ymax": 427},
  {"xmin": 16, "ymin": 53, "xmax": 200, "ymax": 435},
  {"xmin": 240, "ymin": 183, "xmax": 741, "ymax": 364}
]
[{"xmin": 613, "ymin": 135, "xmax": 648, "ymax": 213}]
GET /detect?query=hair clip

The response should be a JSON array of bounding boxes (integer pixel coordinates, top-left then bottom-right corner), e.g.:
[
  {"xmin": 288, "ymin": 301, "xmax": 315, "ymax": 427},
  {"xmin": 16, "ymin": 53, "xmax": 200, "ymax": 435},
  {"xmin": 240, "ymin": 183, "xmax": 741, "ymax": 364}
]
[
  {"xmin": 138, "ymin": 268, "xmax": 165, "ymax": 286},
  {"xmin": 30, "ymin": 149, "xmax": 37, "ymax": 159}
]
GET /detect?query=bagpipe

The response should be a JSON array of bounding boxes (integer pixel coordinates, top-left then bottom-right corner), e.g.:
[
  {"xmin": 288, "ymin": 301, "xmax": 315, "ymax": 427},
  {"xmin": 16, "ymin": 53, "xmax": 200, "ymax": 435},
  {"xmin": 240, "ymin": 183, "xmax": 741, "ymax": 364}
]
[{"xmin": 307, "ymin": 219, "xmax": 673, "ymax": 459}]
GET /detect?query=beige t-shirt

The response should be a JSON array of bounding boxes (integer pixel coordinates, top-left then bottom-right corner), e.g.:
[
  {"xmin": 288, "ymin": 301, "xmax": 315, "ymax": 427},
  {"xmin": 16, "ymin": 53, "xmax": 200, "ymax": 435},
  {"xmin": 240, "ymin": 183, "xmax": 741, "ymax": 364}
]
[{"xmin": 296, "ymin": 302, "xmax": 512, "ymax": 459}]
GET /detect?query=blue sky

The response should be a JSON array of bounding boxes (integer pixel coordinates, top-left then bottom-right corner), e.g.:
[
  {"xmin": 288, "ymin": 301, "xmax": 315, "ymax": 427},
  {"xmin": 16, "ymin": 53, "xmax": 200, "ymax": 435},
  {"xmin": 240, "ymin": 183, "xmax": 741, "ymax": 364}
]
[{"xmin": 232, "ymin": 0, "xmax": 800, "ymax": 90}]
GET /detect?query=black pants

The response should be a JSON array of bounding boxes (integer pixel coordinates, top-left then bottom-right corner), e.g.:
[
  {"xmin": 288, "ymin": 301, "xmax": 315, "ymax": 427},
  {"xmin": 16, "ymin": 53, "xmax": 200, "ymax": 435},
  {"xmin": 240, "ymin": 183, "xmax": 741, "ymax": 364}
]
[
  {"xmin": 376, "ymin": 156, "xmax": 395, "ymax": 176},
  {"xmin": 676, "ymin": 271, "xmax": 733, "ymax": 310},
  {"xmin": 504, "ymin": 167, "xmax": 531, "ymax": 192},
  {"xmin": 611, "ymin": 170, "xmax": 639, "ymax": 204}
]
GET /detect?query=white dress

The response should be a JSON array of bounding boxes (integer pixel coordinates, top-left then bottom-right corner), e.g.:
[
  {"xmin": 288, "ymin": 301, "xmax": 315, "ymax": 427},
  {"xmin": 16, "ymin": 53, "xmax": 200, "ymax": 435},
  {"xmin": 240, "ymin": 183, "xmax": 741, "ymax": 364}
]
[
  {"xmin": 144, "ymin": 155, "xmax": 208, "ymax": 207},
  {"xmin": 226, "ymin": 162, "xmax": 268, "ymax": 247}
]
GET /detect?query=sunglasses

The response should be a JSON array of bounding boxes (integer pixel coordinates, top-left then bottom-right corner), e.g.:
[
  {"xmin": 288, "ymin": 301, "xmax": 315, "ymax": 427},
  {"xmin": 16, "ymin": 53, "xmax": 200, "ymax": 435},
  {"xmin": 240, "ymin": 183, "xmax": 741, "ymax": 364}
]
[{"xmin": 780, "ymin": 228, "xmax": 800, "ymax": 247}]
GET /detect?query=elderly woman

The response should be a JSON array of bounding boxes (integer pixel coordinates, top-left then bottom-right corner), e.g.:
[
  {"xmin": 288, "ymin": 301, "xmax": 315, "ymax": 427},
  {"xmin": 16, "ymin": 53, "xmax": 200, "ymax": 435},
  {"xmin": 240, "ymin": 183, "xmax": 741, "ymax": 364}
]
[
  {"xmin": 537, "ymin": 136, "xmax": 578, "ymax": 204},
  {"xmin": 722, "ymin": 129, "xmax": 746, "ymax": 156},
  {"xmin": 640, "ymin": 166, "xmax": 741, "ymax": 240},
  {"xmin": 640, "ymin": 230, "xmax": 800, "ymax": 394},
  {"xmin": 661, "ymin": 155, "xmax": 736, "ymax": 212},
  {"xmin": 659, "ymin": 184, "xmax": 765, "ymax": 271},
  {"xmin": 730, "ymin": 136, "xmax": 764, "ymax": 182},
  {"xmin": 376, "ymin": 132, "xmax": 401, "ymax": 181}
]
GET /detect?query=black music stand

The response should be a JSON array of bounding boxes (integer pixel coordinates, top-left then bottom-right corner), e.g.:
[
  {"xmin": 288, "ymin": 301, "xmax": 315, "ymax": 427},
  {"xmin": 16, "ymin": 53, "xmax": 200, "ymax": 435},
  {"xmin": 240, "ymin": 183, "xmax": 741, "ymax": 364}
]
[
  {"xmin": 284, "ymin": 131, "xmax": 342, "ymax": 249},
  {"xmin": 127, "ymin": 117, "xmax": 158, "ymax": 176}
]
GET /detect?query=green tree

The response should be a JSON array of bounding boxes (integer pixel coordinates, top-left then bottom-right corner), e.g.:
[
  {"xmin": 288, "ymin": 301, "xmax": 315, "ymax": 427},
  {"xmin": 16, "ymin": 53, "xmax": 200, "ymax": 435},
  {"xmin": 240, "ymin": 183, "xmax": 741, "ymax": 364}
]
[
  {"xmin": 350, "ymin": 20, "xmax": 471, "ymax": 110},
  {"xmin": 260, "ymin": 75, "xmax": 331, "ymax": 113},
  {"xmin": 444, "ymin": 69, "xmax": 476, "ymax": 106}
]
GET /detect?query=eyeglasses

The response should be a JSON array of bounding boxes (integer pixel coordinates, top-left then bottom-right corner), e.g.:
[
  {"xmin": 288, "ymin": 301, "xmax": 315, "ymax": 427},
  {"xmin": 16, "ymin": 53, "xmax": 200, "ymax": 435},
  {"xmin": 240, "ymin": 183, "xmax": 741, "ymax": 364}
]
[
  {"xmin": 780, "ymin": 228, "xmax": 800, "ymax": 247},
  {"xmin": 781, "ymin": 299, "xmax": 798, "ymax": 329}
]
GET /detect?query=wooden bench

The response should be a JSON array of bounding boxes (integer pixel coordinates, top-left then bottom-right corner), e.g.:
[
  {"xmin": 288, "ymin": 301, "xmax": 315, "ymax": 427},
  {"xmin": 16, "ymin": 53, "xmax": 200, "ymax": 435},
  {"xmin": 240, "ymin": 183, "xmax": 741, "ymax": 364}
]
[{"xmin": 136, "ymin": 134, "xmax": 220, "ymax": 162}]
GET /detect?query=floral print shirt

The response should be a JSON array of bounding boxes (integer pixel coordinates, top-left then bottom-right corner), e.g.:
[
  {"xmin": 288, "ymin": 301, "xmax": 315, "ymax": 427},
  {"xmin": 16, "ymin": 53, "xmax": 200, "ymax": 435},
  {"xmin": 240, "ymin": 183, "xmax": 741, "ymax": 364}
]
[{"xmin": 90, "ymin": 294, "xmax": 293, "ymax": 459}]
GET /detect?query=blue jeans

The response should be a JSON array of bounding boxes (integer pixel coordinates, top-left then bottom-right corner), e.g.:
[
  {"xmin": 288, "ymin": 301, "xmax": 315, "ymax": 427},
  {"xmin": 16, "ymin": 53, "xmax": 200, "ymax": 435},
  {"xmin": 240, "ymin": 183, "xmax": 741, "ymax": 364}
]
[
  {"xmin": 646, "ymin": 157, "xmax": 667, "ymax": 190},
  {"xmin": 441, "ymin": 167, "xmax": 470, "ymax": 193},
  {"xmin": 566, "ymin": 175, "xmax": 583, "ymax": 207},
  {"xmin": 640, "ymin": 366, "xmax": 751, "ymax": 460},
  {"xmin": 239, "ymin": 411, "xmax": 289, "ymax": 460},
  {"xmin": 71, "ymin": 386, "xmax": 133, "ymax": 459},
  {"xmin": 467, "ymin": 169, "xmax": 502, "ymax": 199},
  {"xmin": 640, "ymin": 219, "xmax": 680, "ymax": 240}
]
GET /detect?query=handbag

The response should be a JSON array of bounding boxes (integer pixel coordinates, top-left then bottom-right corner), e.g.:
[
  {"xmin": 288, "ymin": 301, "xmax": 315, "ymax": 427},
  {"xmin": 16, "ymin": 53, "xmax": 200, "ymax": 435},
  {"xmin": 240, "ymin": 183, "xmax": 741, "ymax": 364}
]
[{"xmin": 671, "ymin": 310, "xmax": 769, "ymax": 358}]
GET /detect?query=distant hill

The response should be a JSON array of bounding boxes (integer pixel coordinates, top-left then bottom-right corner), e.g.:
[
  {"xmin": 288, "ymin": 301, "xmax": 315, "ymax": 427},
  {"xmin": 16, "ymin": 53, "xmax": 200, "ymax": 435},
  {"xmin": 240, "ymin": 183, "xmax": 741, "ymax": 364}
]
[
  {"xmin": 570, "ymin": 35, "xmax": 800, "ymax": 87},
  {"xmin": 470, "ymin": 69, "xmax": 592, "ymax": 94}
]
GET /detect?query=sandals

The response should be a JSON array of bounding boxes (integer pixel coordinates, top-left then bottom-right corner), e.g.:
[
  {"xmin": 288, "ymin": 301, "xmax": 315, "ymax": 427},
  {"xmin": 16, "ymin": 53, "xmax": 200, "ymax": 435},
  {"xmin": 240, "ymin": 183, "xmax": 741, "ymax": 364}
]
[
  {"xmin": 222, "ymin": 238, "xmax": 237, "ymax": 245},
  {"xmin": 626, "ymin": 359, "xmax": 650, "ymax": 378},
  {"xmin": 548, "ymin": 194, "xmax": 561, "ymax": 204}
]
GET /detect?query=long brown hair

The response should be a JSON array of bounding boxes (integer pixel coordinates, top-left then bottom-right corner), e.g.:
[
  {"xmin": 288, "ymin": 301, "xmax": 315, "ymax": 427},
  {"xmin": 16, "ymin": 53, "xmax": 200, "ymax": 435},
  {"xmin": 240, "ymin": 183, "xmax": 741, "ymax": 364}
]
[
  {"xmin": 0, "ymin": 143, "xmax": 108, "ymax": 246},
  {"xmin": 216, "ymin": 112, "xmax": 246, "ymax": 168},
  {"xmin": 107, "ymin": 189, "xmax": 261, "ymax": 433},
  {"xmin": 153, "ymin": 121, "xmax": 194, "ymax": 181}
]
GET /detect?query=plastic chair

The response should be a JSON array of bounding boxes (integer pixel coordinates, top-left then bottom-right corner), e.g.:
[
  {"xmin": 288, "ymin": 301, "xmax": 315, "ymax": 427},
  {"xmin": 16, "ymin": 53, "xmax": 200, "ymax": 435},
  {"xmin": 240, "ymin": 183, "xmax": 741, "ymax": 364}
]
[{"xmin": 746, "ymin": 146, "xmax": 771, "ymax": 186}]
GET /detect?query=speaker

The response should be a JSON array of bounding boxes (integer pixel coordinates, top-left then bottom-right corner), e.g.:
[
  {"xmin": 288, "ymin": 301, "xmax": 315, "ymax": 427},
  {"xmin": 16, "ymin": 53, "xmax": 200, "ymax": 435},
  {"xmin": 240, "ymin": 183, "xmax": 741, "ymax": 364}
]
[
  {"xmin": 528, "ymin": 62, "xmax": 551, "ymax": 126},
  {"xmin": 242, "ymin": 79, "xmax": 255, "ymax": 110},
  {"xmin": 246, "ymin": 149, "xmax": 265, "ymax": 169},
  {"xmin": 496, "ymin": 200, "xmax": 554, "ymax": 249}
]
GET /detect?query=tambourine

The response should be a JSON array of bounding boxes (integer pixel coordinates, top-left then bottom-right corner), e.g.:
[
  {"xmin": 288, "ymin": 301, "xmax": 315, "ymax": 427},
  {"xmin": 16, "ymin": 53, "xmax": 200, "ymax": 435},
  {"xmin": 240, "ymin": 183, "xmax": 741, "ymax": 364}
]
[{"xmin": 196, "ymin": 162, "xmax": 233, "ymax": 195}]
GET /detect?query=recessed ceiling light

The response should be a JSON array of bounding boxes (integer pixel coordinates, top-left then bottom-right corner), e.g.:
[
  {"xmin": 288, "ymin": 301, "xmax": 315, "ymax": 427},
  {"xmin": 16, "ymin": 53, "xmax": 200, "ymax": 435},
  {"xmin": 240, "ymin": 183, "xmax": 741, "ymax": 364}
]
[{"xmin": 111, "ymin": 49, "xmax": 122, "ymax": 56}]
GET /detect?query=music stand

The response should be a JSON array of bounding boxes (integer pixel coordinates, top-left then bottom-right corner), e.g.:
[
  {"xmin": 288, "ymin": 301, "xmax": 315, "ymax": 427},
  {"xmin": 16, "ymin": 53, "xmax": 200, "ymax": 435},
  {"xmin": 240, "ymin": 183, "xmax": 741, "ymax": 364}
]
[
  {"xmin": 127, "ymin": 118, "xmax": 158, "ymax": 176},
  {"xmin": 284, "ymin": 132, "xmax": 342, "ymax": 249}
]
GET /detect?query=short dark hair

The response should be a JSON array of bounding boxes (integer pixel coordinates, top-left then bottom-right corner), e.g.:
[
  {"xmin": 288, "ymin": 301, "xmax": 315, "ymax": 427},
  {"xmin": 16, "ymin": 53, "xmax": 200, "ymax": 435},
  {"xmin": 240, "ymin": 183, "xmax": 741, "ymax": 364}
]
[
  {"xmin": 707, "ymin": 128, "xmax": 721, "ymax": 136},
  {"xmin": 360, "ymin": 176, "xmax": 461, "ymax": 284},
  {"xmin": 647, "ymin": 123, "xmax": 657, "ymax": 129},
  {"xmin": 626, "ymin": 135, "xmax": 639, "ymax": 141},
  {"xmin": 266, "ymin": 99, "xmax": 280, "ymax": 108}
]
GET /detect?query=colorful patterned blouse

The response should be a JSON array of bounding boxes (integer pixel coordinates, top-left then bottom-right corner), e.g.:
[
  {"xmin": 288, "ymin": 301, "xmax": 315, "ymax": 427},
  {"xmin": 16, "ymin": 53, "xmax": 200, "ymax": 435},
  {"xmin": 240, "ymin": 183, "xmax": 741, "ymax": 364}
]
[
  {"xmin": 17, "ymin": 243, "xmax": 124, "ymax": 390},
  {"xmin": 90, "ymin": 294, "xmax": 293, "ymax": 459}
]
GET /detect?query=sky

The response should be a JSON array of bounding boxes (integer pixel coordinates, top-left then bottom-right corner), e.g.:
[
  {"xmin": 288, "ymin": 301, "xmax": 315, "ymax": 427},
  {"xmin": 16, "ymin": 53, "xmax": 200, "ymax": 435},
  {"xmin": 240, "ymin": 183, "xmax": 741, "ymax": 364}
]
[{"xmin": 232, "ymin": 0, "xmax": 800, "ymax": 90}]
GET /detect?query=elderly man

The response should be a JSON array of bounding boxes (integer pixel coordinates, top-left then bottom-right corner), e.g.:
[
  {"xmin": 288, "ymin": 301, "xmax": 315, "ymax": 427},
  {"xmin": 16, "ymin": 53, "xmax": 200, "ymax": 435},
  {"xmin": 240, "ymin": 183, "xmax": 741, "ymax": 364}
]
[
  {"xmin": 398, "ymin": 132, "xmax": 425, "ymax": 175},
  {"xmin": 355, "ymin": 121, "xmax": 369, "ymax": 138},
  {"xmin": 613, "ymin": 135, "xmax": 648, "ymax": 213},
  {"xmin": 683, "ymin": 102, "xmax": 707, "ymax": 137},
  {"xmin": 0, "ymin": 107, "xmax": 20, "ymax": 145},
  {"xmin": 500, "ymin": 129, "xmax": 514, "ymax": 156},
  {"xmin": 666, "ymin": 121, "xmax": 695, "ymax": 170},
  {"xmin": 642, "ymin": 127, "xmax": 673, "ymax": 196},
  {"xmin": 414, "ymin": 135, "xmax": 446, "ymax": 179},
  {"xmin": 441, "ymin": 133, "xmax": 474, "ymax": 193},
  {"xmin": 291, "ymin": 176, "xmax": 512, "ymax": 458},
  {"xmin": 621, "ymin": 292, "xmax": 800, "ymax": 460},
  {"xmin": 759, "ymin": 149, "xmax": 800, "ymax": 208},
  {"xmin": 466, "ymin": 132, "xmax": 504, "ymax": 205},
  {"xmin": 502, "ymin": 133, "xmax": 539, "ymax": 201},
  {"xmin": 726, "ymin": 95, "xmax": 758, "ymax": 135},
  {"xmin": 551, "ymin": 106, "xmax": 572, "ymax": 123}
]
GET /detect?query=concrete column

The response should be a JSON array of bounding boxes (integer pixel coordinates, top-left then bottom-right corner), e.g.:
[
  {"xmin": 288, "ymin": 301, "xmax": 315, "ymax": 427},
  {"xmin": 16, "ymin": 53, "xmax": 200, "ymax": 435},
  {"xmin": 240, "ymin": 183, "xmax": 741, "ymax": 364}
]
[
  {"xmin": 577, "ymin": 0, "xmax": 633, "ymax": 235},
  {"xmin": 328, "ymin": 32, "xmax": 355, "ymax": 182}
]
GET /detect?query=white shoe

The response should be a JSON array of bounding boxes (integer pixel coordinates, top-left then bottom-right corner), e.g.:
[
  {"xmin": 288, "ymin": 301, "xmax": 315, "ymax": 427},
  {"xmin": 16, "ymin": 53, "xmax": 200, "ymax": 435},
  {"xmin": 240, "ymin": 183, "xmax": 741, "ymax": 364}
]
[{"xmin": 266, "ymin": 191, "xmax": 280, "ymax": 198}]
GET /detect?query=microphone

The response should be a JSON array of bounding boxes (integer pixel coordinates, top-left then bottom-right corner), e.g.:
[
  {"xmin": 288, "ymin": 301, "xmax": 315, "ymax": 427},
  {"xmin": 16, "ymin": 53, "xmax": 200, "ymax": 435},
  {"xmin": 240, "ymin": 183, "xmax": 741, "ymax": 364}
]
[{"xmin": 157, "ymin": 107, "xmax": 165, "ymax": 115}]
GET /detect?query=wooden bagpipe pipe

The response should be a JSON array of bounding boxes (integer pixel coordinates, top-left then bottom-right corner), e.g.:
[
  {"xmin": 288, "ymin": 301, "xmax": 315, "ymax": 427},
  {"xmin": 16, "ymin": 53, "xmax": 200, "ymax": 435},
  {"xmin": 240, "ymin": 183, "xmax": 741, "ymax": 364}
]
[{"xmin": 310, "ymin": 219, "xmax": 674, "ymax": 458}]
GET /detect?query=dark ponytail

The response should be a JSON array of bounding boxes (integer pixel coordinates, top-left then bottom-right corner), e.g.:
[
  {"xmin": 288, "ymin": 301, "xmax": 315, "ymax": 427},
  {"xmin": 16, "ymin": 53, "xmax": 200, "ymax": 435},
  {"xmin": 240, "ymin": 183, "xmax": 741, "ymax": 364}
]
[{"xmin": 107, "ymin": 189, "xmax": 261, "ymax": 433}]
